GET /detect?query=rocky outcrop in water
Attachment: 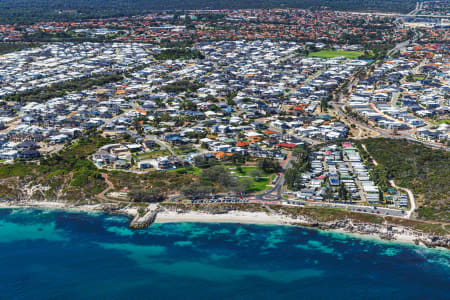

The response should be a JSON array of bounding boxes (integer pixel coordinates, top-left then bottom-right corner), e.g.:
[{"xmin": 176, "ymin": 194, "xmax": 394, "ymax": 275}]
[
  {"xmin": 415, "ymin": 236, "xmax": 450, "ymax": 249},
  {"xmin": 307, "ymin": 219, "xmax": 450, "ymax": 249}
]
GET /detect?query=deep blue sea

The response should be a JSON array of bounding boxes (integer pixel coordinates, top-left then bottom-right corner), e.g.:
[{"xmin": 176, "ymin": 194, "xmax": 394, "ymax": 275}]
[{"xmin": 0, "ymin": 208, "xmax": 449, "ymax": 299}]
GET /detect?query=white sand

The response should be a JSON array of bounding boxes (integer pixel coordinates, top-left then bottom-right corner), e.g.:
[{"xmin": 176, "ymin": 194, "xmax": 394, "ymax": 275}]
[
  {"xmin": 0, "ymin": 201, "xmax": 441, "ymax": 247},
  {"xmin": 155, "ymin": 210, "xmax": 302, "ymax": 225},
  {"xmin": 155, "ymin": 210, "xmax": 431, "ymax": 246}
]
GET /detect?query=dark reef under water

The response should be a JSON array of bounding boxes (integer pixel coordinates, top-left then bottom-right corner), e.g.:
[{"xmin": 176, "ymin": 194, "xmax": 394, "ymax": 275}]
[{"xmin": 0, "ymin": 208, "xmax": 448, "ymax": 299}]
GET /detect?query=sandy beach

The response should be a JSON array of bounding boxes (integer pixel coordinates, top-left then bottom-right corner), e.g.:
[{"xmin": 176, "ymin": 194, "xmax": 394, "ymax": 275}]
[
  {"xmin": 154, "ymin": 209, "xmax": 302, "ymax": 225},
  {"xmin": 0, "ymin": 200, "xmax": 445, "ymax": 249},
  {"xmin": 154, "ymin": 209, "xmax": 421, "ymax": 245}
]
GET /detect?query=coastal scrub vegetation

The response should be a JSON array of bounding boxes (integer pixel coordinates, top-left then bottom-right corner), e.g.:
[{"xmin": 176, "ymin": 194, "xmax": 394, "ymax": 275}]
[
  {"xmin": 277, "ymin": 205, "xmax": 449, "ymax": 236},
  {"xmin": 0, "ymin": 42, "xmax": 41, "ymax": 55},
  {"xmin": 355, "ymin": 143, "xmax": 390, "ymax": 191},
  {"xmin": 20, "ymin": 30, "xmax": 120, "ymax": 43},
  {"xmin": 360, "ymin": 138, "xmax": 450, "ymax": 223},
  {"xmin": 0, "ymin": 131, "xmax": 112, "ymax": 201},
  {"xmin": 129, "ymin": 188, "xmax": 166, "ymax": 203},
  {"xmin": 107, "ymin": 170, "xmax": 195, "ymax": 197},
  {"xmin": 162, "ymin": 80, "xmax": 204, "ymax": 94},
  {"xmin": 0, "ymin": 130, "xmax": 196, "ymax": 202},
  {"xmin": 3, "ymin": 73, "xmax": 123, "ymax": 103}
]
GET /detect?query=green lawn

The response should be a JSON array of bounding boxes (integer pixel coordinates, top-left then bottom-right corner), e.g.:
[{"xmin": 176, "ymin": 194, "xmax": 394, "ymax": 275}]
[
  {"xmin": 228, "ymin": 166, "xmax": 276, "ymax": 193},
  {"xmin": 226, "ymin": 165, "xmax": 273, "ymax": 177},
  {"xmin": 434, "ymin": 119, "xmax": 450, "ymax": 125},
  {"xmin": 238, "ymin": 176, "xmax": 272, "ymax": 193},
  {"xmin": 168, "ymin": 166, "xmax": 203, "ymax": 177},
  {"xmin": 308, "ymin": 50, "xmax": 365, "ymax": 59},
  {"xmin": 173, "ymin": 166, "xmax": 201, "ymax": 175},
  {"xmin": 413, "ymin": 75, "xmax": 426, "ymax": 81}
]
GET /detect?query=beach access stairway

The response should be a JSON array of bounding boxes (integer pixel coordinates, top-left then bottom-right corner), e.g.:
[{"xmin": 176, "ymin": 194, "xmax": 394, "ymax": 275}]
[{"xmin": 129, "ymin": 207, "xmax": 160, "ymax": 229}]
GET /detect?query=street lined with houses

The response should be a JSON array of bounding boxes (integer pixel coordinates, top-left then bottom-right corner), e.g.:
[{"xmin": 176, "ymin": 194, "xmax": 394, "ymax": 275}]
[{"xmin": 0, "ymin": 3, "xmax": 448, "ymax": 225}]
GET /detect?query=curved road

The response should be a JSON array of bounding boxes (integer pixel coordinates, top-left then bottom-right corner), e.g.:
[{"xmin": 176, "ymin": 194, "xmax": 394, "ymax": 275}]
[
  {"xmin": 389, "ymin": 180, "xmax": 416, "ymax": 219},
  {"xmin": 256, "ymin": 152, "xmax": 294, "ymax": 201},
  {"xmin": 331, "ymin": 103, "xmax": 450, "ymax": 151}
]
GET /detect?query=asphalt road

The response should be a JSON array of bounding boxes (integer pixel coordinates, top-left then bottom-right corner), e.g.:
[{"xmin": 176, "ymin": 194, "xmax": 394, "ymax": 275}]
[{"xmin": 285, "ymin": 200, "xmax": 406, "ymax": 217}]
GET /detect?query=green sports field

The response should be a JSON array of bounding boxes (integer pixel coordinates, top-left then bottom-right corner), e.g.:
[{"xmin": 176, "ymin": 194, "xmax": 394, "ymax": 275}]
[{"xmin": 308, "ymin": 50, "xmax": 365, "ymax": 59}]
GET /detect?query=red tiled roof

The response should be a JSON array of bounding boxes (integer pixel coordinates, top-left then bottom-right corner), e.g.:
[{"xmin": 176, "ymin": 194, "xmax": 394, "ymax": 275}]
[
  {"xmin": 277, "ymin": 143, "xmax": 296, "ymax": 149},
  {"xmin": 264, "ymin": 130, "xmax": 277, "ymax": 135},
  {"xmin": 236, "ymin": 141, "xmax": 249, "ymax": 147}
]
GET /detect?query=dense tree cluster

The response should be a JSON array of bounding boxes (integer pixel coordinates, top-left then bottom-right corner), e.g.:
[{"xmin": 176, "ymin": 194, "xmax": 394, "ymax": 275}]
[
  {"xmin": 0, "ymin": 0, "xmax": 416, "ymax": 24},
  {"xmin": 285, "ymin": 145, "xmax": 311, "ymax": 189},
  {"xmin": 257, "ymin": 158, "xmax": 281, "ymax": 174},
  {"xmin": 155, "ymin": 48, "xmax": 204, "ymax": 61},
  {"xmin": 193, "ymin": 156, "xmax": 219, "ymax": 169}
]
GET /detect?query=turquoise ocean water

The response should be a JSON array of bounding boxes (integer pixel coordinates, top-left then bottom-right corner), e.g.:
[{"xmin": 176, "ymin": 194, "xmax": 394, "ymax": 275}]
[{"xmin": 0, "ymin": 208, "xmax": 448, "ymax": 299}]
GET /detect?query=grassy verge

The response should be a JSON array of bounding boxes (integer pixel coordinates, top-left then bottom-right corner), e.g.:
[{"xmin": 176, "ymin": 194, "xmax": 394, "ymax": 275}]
[{"xmin": 174, "ymin": 147, "xmax": 196, "ymax": 155}]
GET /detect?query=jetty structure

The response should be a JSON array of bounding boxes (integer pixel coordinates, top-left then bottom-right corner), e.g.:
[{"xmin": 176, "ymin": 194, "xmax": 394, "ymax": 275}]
[{"xmin": 129, "ymin": 207, "xmax": 160, "ymax": 229}]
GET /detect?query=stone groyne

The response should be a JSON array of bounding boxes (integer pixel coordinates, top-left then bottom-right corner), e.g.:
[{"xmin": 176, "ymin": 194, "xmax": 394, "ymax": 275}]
[{"xmin": 129, "ymin": 209, "xmax": 160, "ymax": 229}]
